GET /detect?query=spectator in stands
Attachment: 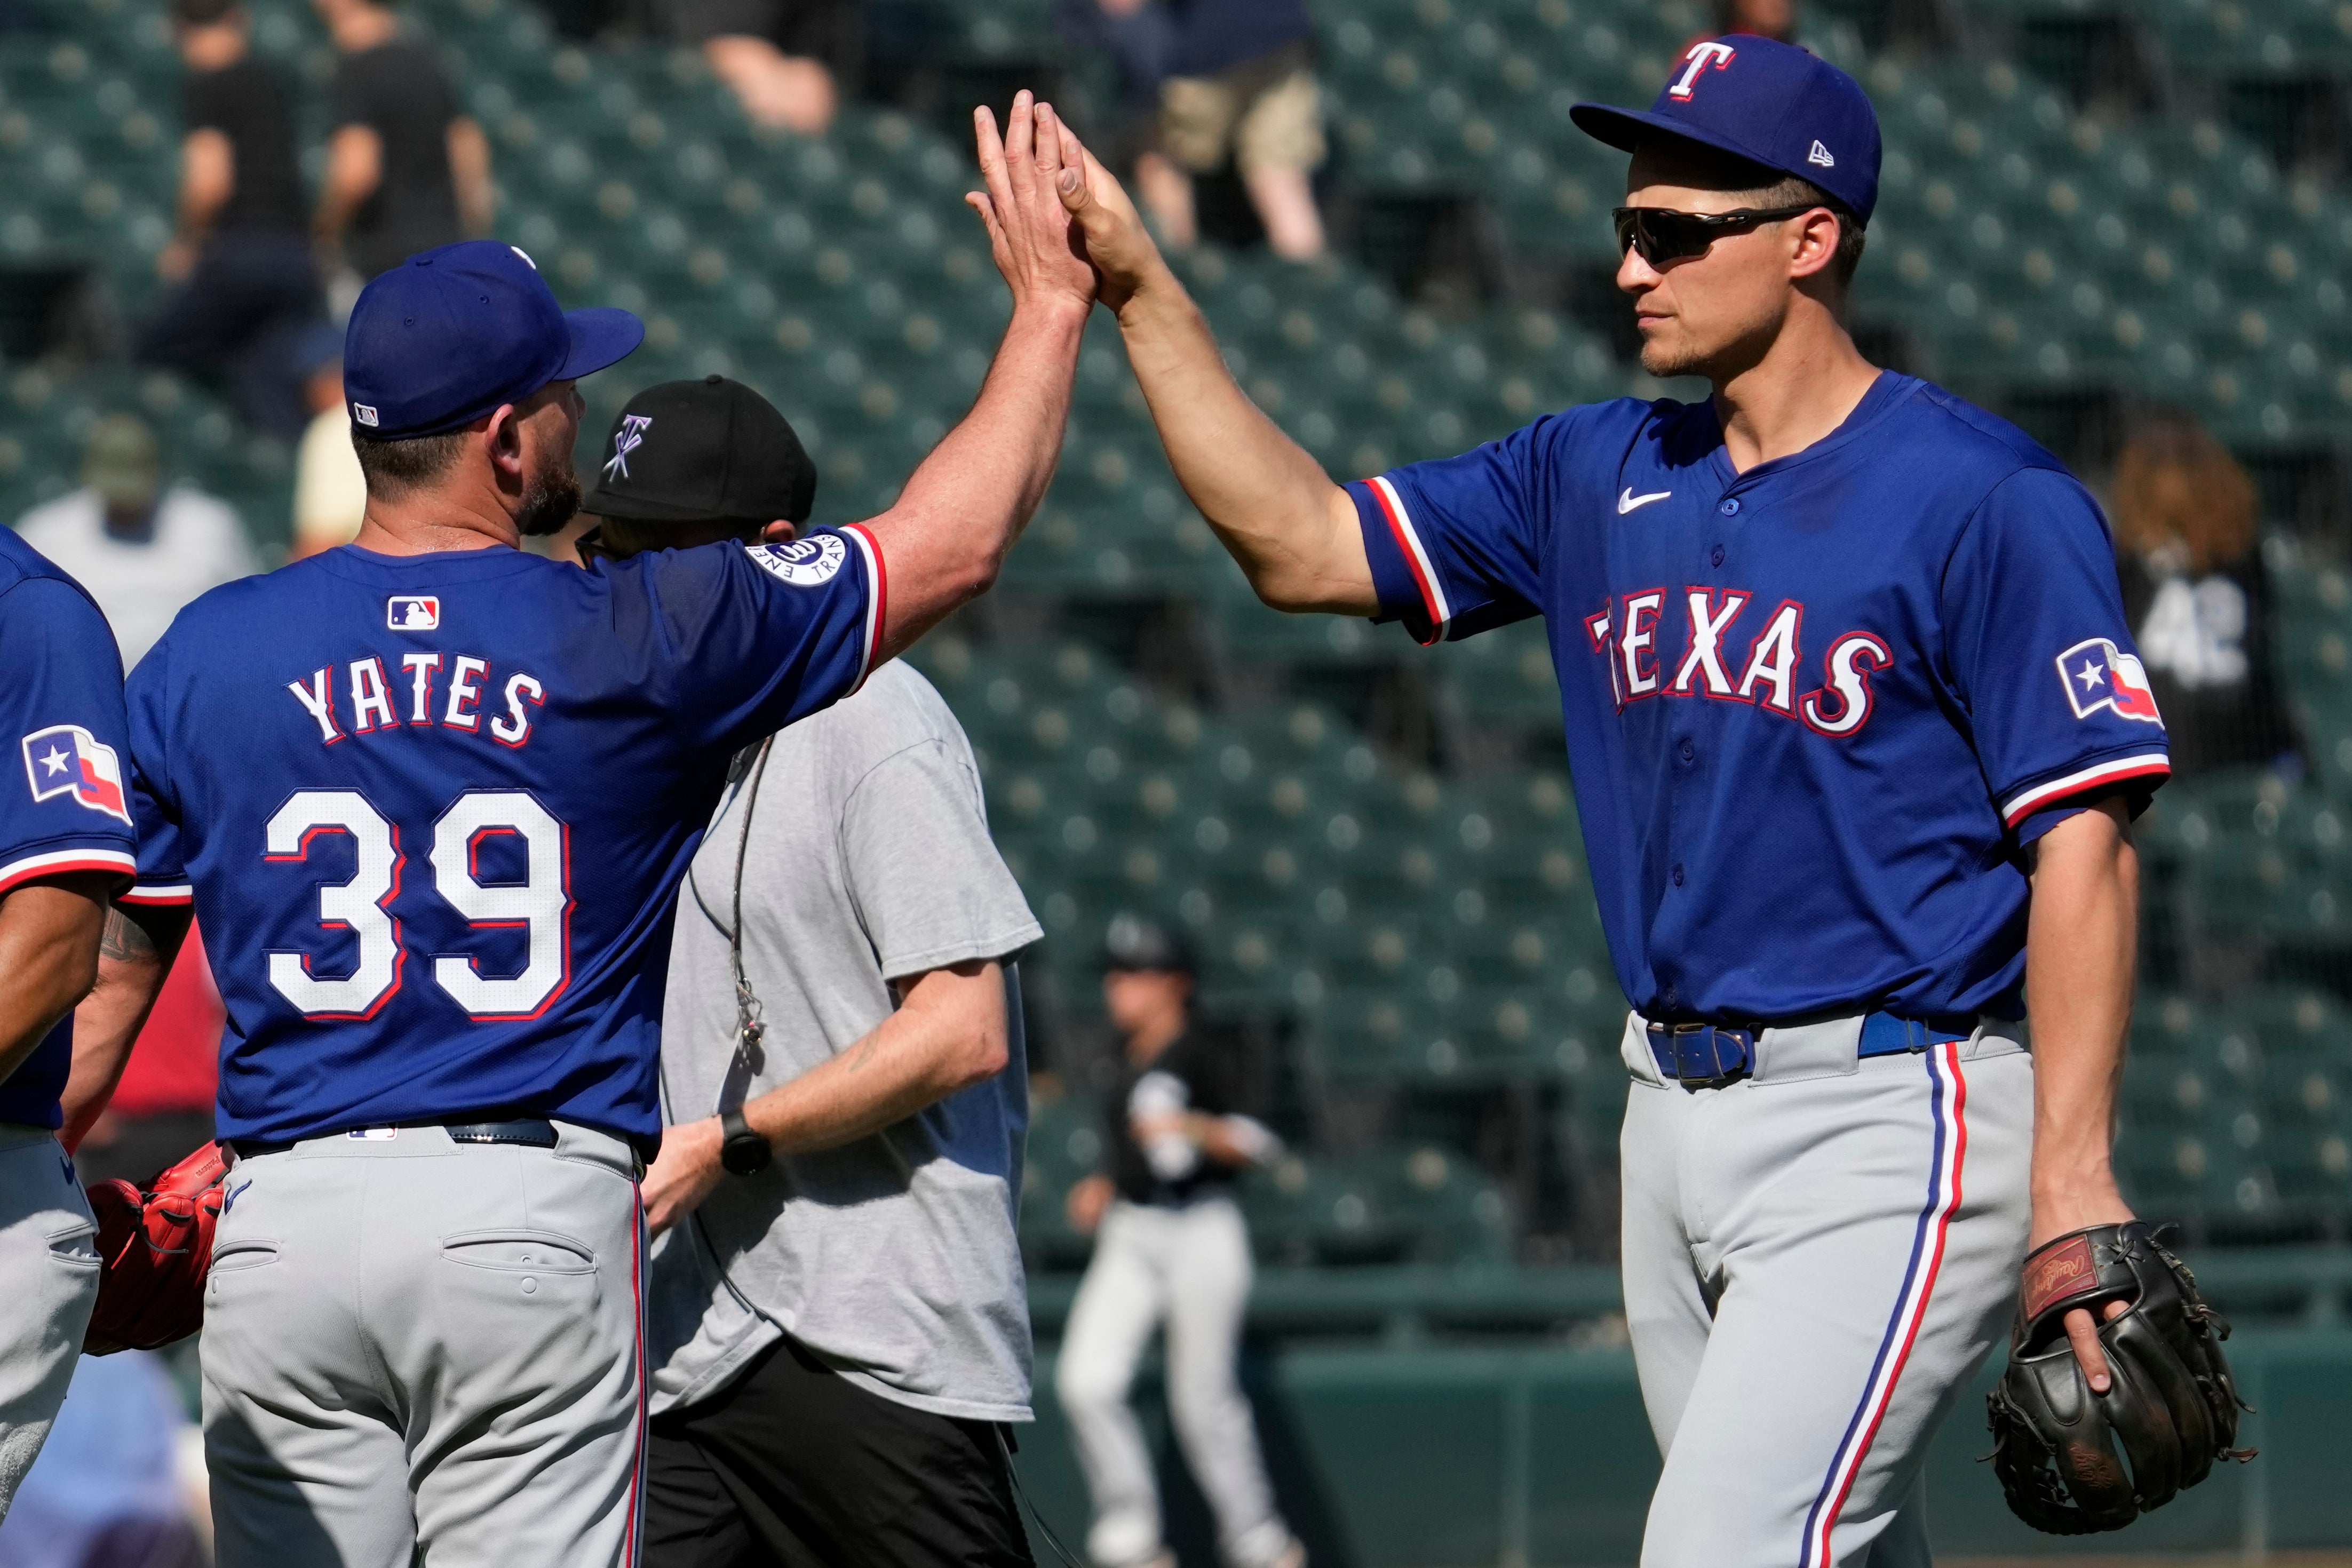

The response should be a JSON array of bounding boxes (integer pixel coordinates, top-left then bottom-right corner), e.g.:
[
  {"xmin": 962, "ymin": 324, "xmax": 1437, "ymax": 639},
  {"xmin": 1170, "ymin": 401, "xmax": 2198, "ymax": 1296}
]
[
  {"xmin": 1058, "ymin": 915, "xmax": 1301, "ymax": 1568},
  {"xmin": 1139, "ymin": 0, "xmax": 1326, "ymax": 260},
  {"xmin": 1710, "ymin": 0, "xmax": 1798, "ymax": 44},
  {"xmin": 665, "ymin": 0, "xmax": 840, "ymax": 137},
  {"xmin": 312, "ymin": 0, "xmax": 493, "ymax": 285},
  {"xmin": 2109, "ymin": 410, "xmax": 2301, "ymax": 779},
  {"xmin": 1056, "ymin": 0, "xmax": 1179, "ymax": 197},
  {"xmin": 66, "ymin": 923, "xmax": 224, "ymax": 1190},
  {"xmin": 136, "ymin": 0, "xmax": 321, "ymax": 443},
  {"xmin": 13, "ymin": 415, "xmax": 257, "ymax": 671},
  {"xmin": 288, "ymin": 325, "xmax": 368, "ymax": 558}
]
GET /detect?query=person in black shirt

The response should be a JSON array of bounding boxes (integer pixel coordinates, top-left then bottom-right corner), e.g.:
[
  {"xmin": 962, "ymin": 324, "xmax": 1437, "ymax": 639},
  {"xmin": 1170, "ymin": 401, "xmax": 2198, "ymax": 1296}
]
[
  {"xmin": 1057, "ymin": 916, "xmax": 1303, "ymax": 1568},
  {"xmin": 312, "ymin": 0, "xmax": 492, "ymax": 283},
  {"xmin": 135, "ymin": 0, "xmax": 322, "ymax": 441},
  {"xmin": 2107, "ymin": 411, "xmax": 2301, "ymax": 780}
]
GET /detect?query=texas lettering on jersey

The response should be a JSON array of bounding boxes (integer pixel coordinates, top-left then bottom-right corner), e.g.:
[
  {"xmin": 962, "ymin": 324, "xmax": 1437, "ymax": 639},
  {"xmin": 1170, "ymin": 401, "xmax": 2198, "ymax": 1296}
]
[
  {"xmin": 286, "ymin": 653, "xmax": 547, "ymax": 747},
  {"xmin": 1583, "ymin": 588, "xmax": 1889, "ymax": 737}
]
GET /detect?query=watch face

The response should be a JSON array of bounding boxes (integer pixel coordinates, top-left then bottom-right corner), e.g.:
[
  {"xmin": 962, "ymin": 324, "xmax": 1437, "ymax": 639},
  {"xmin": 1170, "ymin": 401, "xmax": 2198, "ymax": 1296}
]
[{"xmin": 722, "ymin": 1133, "xmax": 771, "ymax": 1176}]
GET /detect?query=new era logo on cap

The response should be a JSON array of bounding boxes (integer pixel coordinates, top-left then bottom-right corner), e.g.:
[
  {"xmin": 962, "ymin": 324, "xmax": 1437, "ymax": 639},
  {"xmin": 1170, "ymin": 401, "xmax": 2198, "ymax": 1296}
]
[
  {"xmin": 388, "ymin": 595, "xmax": 441, "ymax": 631},
  {"xmin": 1808, "ymin": 139, "xmax": 1835, "ymax": 167}
]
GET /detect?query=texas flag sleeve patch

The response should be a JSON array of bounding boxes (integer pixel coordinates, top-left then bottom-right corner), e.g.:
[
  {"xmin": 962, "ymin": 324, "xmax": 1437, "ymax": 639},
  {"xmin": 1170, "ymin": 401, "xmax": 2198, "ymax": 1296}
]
[
  {"xmin": 21, "ymin": 724, "xmax": 134, "ymax": 824},
  {"xmin": 2055, "ymin": 637, "xmax": 2163, "ymax": 724}
]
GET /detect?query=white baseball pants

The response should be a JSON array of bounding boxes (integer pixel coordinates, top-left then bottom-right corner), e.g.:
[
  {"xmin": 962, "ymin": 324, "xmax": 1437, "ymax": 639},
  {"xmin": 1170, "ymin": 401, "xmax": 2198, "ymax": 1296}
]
[
  {"xmin": 200, "ymin": 1123, "xmax": 647, "ymax": 1568},
  {"xmin": 0, "ymin": 1126, "xmax": 101, "ymax": 1521},
  {"xmin": 1056, "ymin": 1196, "xmax": 1293, "ymax": 1568},
  {"xmin": 1618, "ymin": 1014, "xmax": 2036, "ymax": 1567}
]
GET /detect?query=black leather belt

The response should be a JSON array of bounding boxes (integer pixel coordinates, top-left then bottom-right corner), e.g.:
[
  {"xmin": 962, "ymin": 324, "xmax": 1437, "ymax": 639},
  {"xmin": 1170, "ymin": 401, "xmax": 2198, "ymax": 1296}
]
[{"xmin": 228, "ymin": 1117, "xmax": 560, "ymax": 1163}]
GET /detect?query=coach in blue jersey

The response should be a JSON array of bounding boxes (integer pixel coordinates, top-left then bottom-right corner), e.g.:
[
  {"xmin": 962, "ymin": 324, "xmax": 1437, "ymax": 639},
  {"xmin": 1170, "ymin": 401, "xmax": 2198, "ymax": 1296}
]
[
  {"xmin": 1050, "ymin": 42, "xmax": 2162, "ymax": 1568},
  {"xmin": 62, "ymin": 94, "xmax": 1097, "ymax": 1568},
  {"xmin": 0, "ymin": 532, "xmax": 134, "ymax": 1519}
]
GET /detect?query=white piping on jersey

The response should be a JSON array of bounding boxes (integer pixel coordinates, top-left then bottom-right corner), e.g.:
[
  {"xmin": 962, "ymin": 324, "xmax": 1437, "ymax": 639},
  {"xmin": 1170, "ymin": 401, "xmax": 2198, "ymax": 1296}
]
[
  {"xmin": 839, "ymin": 522, "xmax": 887, "ymax": 693},
  {"xmin": 1999, "ymin": 752, "xmax": 2170, "ymax": 827},
  {"xmin": 0, "ymin": 847, "xmax": 136, "ymax": 899},
  {"xmin": 1368, "ymin": 476, "xmax": 1452, "ymax": 639},
  {"xmin": 119, "ymin": 881, "xmax": 195, "ymax": 906}
]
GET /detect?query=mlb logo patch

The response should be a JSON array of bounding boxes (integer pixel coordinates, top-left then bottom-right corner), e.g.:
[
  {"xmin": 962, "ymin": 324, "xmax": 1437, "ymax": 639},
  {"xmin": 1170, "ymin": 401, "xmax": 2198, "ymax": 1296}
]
[
  {"xmin": 21, "ymin": 724, "xmax": 132, "ymax": 824},
  {"xmin": 2056, "ymin": 637, "xmax": 2163, "ymax": 724},
  {"xmin": 388, "ymin": 595, "xmax": 441, "ymax": 631},
  {"xmin": 353, "ymin": 403, "xmax": 379, "ymax": 427}
]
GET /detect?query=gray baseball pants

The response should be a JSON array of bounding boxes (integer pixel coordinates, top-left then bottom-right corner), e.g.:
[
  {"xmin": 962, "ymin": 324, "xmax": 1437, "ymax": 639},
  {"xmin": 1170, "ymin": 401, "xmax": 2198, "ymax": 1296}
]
[
  {"xmin": 0, "ymin": 1125, "xmax": 101, "ymax": 1520},
  {"xmin": 202, "ymin": 1122, "xmax": 647, "ymax": 1567},
  {"xmin": 1618, "ymin": 1014, "xmax": 2035, "ymax": 1568},
  {"xmin": 1056, "ymin": 1196, "xmax": 1293, "ymax": 1568}
]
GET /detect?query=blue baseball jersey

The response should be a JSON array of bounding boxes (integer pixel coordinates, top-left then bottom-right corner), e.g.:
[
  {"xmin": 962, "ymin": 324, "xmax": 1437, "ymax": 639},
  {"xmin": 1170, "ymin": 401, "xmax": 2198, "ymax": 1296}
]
[
  {"xmin": 0, "ymin": 528, "xmax": 137, "ymax": 1128},
  {"xmin": 121, "ymin": 528, "xmax": 886, "ymax": 1144},
  {"xmin": 1352, "ymin": 372, "xmax": 2167, "ymax": 1024}
]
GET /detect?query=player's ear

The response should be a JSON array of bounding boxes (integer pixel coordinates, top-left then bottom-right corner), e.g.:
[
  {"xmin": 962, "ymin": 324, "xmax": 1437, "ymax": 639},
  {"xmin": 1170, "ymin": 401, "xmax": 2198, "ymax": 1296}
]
[
  {"xmin": 761, "ymin": 520, "xmax": 797, "ymax": 544},
  {"xmin": 482, "ymin": 402, "xmax": 525, "ymax": 482},
  {"xmin": 1786, "ymin": 209, "xmax": 1841, "ymax": 282}
]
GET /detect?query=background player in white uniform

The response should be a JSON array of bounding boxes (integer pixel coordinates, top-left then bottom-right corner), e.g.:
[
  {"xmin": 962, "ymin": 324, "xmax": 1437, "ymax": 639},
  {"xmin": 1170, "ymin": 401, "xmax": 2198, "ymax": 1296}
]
[
  {"xmin": 1058, "ymin": 916, "xmax": 1298, "ymax": 1568},
  {"xmin": 62, "ymin": 94, "xmax": 1100, "ymax": 1568},
  {"xmin": 0, "ymin": 531, "xmax": 136, "ymax": 1518},
  {"xmin": 1039, "ymin": 43, "xmax": 2156, "ymax": 1567}
]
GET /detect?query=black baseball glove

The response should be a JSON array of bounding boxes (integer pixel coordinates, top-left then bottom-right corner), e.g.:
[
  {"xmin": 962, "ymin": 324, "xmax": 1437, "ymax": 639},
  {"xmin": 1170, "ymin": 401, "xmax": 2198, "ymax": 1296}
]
[{"xmin": 1984, "ymin": 1221, "xmax": 2252, "ymax": 1534}]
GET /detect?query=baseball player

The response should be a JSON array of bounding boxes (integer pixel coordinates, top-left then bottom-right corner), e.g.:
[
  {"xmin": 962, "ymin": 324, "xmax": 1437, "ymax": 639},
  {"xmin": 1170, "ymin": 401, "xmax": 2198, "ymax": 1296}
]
[
  {"xmin": 1047, "ymin": 39, "xmax": 2161, "ymax": 1566},
  {"xmin": 59, "ymin": 94, "xmax": 1096, "ymax": 1568},
  {"xmin": 1058, "ymin": 915, "xmax": 1298, "ymax": 1568},
  {"xmin": 0, "ymin": 531, "xmax": 136, "ymax": 1518}
]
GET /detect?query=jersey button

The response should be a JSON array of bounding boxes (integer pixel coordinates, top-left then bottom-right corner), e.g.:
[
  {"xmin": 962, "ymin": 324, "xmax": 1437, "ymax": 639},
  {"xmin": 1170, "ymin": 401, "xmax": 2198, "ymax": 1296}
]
[
  {"xmin": 1710, "ymin": 545, "xmax": 1725, "ymax": 567},
  {"xmin": 1672, "ymin": 864, "xmax": 1686, "ymax": 887},
  {"xmin": 1719, "ymin": 499, "xmax": 1741, "ymax": 516},
  {"xmin": 1679, "ymin": 738, "xmax": 1695, "ymax": 762}
]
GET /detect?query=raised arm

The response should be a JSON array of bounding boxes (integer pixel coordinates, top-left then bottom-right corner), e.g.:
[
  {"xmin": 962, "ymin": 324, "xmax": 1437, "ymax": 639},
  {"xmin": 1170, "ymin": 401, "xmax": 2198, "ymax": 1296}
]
[
  {"xmin": 641, "ymin": 958, "xmax": 1012, "ymax": 1234},
  {"xmin": 59, "ymin": 901, "xmax": 192, "ymax": 1152},
  {"xmin": 2023, "ymin": 798, "xmax": 2138, "ymax": 1389},
  {"xmin": 856, "ymin": 93, "xmax": 1096, "ymax": 663},
  {"xmin": 1051, "ymin": 124, "xmax": 1375, "ymax": 615}
]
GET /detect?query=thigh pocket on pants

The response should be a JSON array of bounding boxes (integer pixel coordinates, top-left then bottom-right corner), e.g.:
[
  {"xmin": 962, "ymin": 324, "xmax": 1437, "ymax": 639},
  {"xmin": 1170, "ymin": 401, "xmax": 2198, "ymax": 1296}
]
[
  {"xmin": 209, "ymin": 1238, "xmax": 283, "ymax": 1274},
  {"xmin": 440, "ymin": 1229, "xmax": 596, "ymax": 1275},
  {"xmin": 45, "ymin": 1217, "xmax": 100, "ymax": 1272}
]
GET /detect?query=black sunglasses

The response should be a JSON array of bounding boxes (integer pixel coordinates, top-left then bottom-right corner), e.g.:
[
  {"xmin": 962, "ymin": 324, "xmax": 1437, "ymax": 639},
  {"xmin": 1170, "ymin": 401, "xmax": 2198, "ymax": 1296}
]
[{"xmin": 1612, "ymin": 204, "xmax": 1819, "ymax": 267}]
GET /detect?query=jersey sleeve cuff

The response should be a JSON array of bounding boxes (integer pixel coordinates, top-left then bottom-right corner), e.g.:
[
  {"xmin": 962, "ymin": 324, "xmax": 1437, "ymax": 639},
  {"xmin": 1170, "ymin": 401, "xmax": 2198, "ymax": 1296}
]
[
  {"xmin": 1349, "ymin": 478, "xmax": 1449, "ymax": 646},
  {"xmin": 0, "ymin": 847, "xmax": 137, "ymax": 898},
  {"xmin": 839, "ymin": 522, "xmax": 887, "ymax": 692},
  {"xmin": 1999, "ymin": 751, "xmax": 2171, "ymax": 828},
  {"xmin": 117, "ymin": 882, "xmax": 195, "ymax": 906}
]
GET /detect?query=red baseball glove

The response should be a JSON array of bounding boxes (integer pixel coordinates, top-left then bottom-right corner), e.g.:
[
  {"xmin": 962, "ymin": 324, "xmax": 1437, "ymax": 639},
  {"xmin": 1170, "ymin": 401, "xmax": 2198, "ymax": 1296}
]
[{"xmin": 83, "ymin": 1140, "xmax": 229, "ymax": 1356}]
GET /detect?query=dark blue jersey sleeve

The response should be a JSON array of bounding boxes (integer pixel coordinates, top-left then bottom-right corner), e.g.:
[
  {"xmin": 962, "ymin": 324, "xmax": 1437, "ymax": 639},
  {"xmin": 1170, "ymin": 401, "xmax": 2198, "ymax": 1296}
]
[
  {"xmin": 1941, "ymin": 466, "xmax": 2170, "ymax": 837},
  {"xmin": 1349, "ymin": 412, "xmax": 1571, "ymax": 644},
  {"xmin": 118, "ymin": 637, "xmax": 192, "ymax": 906},
  {"xmin": 629, "ymin": 526, "xmax": 884, "ymax": 756},
  {"xmin": 0, "ymin": 576, "xmax": 138, "ymax": 896}
]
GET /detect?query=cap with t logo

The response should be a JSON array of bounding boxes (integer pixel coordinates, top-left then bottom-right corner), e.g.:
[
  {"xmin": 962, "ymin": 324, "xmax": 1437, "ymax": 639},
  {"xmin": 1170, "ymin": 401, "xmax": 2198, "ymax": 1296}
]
[
  {"xmin": 341, "ymin": 240, "xmax": 644, "ymax": 439},
  {"xmin": 1569, "ymin": 35, "xmax": 1882, "ymax": 222},
  {"xmin": 583, "ymin": 376, "xmax": 817, "ymax": 529}
]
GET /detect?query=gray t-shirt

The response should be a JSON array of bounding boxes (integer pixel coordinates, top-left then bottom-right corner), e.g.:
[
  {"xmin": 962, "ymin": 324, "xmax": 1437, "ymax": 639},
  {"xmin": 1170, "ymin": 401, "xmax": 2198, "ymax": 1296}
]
[{"xmin": 646, "ymin": 660, "xmax": 1043, "ymax": 1421}]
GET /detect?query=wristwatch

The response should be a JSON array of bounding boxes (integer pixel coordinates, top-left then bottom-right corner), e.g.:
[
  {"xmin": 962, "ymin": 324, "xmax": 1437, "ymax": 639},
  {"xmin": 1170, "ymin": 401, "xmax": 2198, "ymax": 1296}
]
[{"xmin": 719, "ymin": 1107, "xmax": 772, "ymax": 1176}]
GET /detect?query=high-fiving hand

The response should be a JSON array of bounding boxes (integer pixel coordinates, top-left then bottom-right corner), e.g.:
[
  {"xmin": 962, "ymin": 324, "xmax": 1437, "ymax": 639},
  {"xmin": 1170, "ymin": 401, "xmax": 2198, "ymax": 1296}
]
[{"xmin": 965, "ymin": 91, "xmax": 1098, "ymax": 318}]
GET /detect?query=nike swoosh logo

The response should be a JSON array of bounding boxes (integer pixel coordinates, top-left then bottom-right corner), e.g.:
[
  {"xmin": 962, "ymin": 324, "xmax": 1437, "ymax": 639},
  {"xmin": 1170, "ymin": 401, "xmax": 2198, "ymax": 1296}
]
[{"xmin": 1618, "ymin": 488, "xmax": 1672, "ymax": 514}]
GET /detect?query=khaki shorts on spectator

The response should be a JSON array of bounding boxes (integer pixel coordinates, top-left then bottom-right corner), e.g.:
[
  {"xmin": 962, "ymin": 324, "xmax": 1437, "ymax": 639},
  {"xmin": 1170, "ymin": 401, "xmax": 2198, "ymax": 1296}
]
[{"xmin": 1161, "ymin": 60, "xmax": 1325, "ymax": 177}]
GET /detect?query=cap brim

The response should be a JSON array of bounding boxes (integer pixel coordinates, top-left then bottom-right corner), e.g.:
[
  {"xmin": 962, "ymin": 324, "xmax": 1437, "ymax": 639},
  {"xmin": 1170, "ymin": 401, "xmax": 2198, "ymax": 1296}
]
[
  {"xmin": 1569, "ymin": 101, "xmax": 1779, "ymax": 176},
  {"xmin": 556, "ymin": 307, "xmax": 645, "ymax": 382}
]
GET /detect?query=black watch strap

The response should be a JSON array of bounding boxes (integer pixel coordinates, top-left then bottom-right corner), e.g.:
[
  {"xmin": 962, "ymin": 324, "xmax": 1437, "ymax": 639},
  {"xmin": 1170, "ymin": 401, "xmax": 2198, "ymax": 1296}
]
[{"xmin": 719, "ymin": 1106, "xmax": 771, "ymax": 1176}]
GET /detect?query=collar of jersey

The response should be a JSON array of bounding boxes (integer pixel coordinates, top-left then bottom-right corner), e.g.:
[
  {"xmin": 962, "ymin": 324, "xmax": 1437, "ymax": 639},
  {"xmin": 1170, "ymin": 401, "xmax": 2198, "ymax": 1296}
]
[
  {"xmin": 309, "ymin": 543, "xmax": 554, "ymax": 583},
  {"xmin": 1703, "ymin": 369, "xmax": 1920, "ymax": 493}
]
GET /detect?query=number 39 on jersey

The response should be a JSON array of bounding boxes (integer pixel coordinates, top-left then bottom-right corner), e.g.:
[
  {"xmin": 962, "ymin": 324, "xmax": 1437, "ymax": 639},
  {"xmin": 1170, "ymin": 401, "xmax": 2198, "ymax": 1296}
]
[{"xmin": 264, "ymin": 787, "xmax": 572, "ymax": 1022}]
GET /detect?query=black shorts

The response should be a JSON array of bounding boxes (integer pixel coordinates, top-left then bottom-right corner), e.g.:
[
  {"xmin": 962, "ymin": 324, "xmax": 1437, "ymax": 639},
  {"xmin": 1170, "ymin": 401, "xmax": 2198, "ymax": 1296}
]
[{"xmin": 643, "ymin": 1333, "xmax": 1037, "ymax": 1568}]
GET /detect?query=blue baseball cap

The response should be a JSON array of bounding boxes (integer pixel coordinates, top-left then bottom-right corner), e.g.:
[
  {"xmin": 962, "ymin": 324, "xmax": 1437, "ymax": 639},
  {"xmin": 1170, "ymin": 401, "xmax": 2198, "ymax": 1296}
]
[
  {"xmin": 1570, "ymin": 36, "xmax": 1881, "ymax": 224},
  {"xmin": 342, "ymin": 241, "xmax": 644, "ymax": 439}
]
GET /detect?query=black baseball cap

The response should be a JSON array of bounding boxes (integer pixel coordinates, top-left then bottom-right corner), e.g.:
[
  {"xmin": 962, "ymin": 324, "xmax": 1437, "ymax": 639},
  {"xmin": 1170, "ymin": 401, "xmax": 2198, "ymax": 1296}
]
[
  {"xmin": 1102, "ymin": 913, "xmax": 1197, "ymax": 976},
  {"xmin": 584, "ymin": 376, "xmax": 817, "ymax": 530},
  {"xmin": 343, "ymin": 241, "xmax": 642, "ymax": 440}
]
